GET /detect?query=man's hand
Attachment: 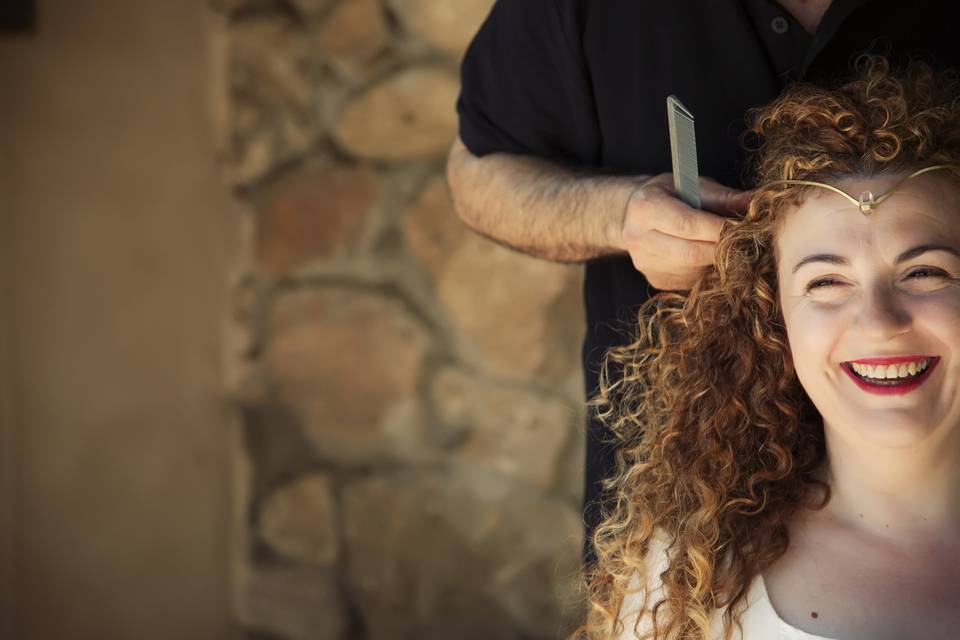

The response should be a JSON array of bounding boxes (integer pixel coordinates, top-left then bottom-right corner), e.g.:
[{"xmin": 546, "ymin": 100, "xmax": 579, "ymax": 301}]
[{"xmin": 613, "ymin": 173, "xmax": 753, "ymax": 291}]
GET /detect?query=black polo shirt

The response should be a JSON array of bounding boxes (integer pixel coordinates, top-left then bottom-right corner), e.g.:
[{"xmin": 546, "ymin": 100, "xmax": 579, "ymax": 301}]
[{"xmin": 456, "ymin": 0, "xmax": 958, "ymax": 564}]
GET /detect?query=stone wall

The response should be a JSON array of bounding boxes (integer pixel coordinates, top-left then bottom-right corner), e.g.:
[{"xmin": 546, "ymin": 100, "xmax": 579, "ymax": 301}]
[{"xmin": 213, "ymin": 1, "xmax": 589, "ymax": 638}]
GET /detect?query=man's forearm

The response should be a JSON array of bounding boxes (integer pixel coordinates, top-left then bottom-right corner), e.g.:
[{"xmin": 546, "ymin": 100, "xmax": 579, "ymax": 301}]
[{"xmin": 445, "ymin": 138, "xmax": 648, "ymax": 263}]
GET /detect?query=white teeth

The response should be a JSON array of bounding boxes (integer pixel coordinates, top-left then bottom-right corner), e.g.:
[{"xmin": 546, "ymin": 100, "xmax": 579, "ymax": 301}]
[{"xmin": 849, "ymin": 358, "xmax": 931, "ymax": 380}]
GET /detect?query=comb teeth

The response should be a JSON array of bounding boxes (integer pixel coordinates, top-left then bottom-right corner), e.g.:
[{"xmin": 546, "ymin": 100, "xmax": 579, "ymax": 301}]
[{"xmin": 667, "ymin": 96, "xmax": 701, "ymax": 209}]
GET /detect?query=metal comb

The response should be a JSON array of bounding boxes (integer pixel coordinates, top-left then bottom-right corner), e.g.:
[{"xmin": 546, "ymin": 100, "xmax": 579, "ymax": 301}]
[{"xmin": 666, "ymin": 95, "xmax": 701, "ymax": 209}]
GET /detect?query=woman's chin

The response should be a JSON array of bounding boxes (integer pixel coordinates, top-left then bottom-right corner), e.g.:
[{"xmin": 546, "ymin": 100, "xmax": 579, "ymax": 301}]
[{"xmin": 823, "ymin": 409, "xmax": 945, "ymax": 449}]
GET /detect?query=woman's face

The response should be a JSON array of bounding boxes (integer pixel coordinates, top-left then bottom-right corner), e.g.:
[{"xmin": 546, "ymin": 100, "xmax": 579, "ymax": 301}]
[{"xmin": 776, "ymin": 172, "xmax": 960, "ymax": 447}]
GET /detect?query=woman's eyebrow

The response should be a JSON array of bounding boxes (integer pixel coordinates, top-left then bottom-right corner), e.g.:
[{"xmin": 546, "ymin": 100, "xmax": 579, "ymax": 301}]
[{"xmin": 791, "ymin": 243, "xmax": 960, "ymax": 274}]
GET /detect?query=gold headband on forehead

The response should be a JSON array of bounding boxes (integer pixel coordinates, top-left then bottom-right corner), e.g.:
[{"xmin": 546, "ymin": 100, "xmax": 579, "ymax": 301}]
[{"xmin": 758, "ymin": 163, "xmax": 960, "ymax": 215}]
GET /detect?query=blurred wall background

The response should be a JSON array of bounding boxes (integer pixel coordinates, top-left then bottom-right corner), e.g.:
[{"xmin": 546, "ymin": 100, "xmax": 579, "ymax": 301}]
[
  {"xmin": 1, "ymin": 1, "xmax": 591, "ymax": 638},
  {"xmin": 0, "ymin": 1, "xmax": 239, "ymax": 638}
]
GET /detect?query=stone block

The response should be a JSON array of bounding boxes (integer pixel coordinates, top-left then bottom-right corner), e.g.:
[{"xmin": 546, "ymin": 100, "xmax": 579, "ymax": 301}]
[
  {"xmin": 401, "ymin": 174, "xmax": 470, "ymax": 276},
  {"xmin": 238, "ymin": 562, "xmax": 346, "ymax": 640},
  {"xmin": 289, "ymin": 0, "xmax": 335, "ymax": 21},
  {"xmin": 333, "ymin": 66, "xmax": 459, "ymax": 161},
  {"xmin": 261, "ymin": 286, "xmax": 431, "ymax": 465},
  {"xmin": 316, "ymin": 0, "xmax": 391, "ymax": 77},
  {"xmin": 258, "ymin": 473, "xmax": 339, "ymax": 566},
  {"xmin": 386, "ymin": 0, "xmax": 496, "ymax": 59},
  {"xmin": 431, "ymin": 366, "xmax": 573, "ymax": 491},
  {"xmin": 341, "ymin": 468, "xmax": 584, "ymax": 639},
  {"xmin": 226, "ymin": 16, "xmax": 327, "ymax": 185},
  {"xmin": 209, "ymin": 0, "xmax": 282, "ymax": 16},
  {"xmin": 255, "ymin": 165, "xmax": 382, "ymax": 273},
  {"xmin": 438, "ymin": 232, "xmax": 577, "ymax": 378}
]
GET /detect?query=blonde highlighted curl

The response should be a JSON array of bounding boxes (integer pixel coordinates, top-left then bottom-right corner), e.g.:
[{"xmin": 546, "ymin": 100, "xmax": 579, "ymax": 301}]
[{"xmin": 569, "ymin": 54, "xmax": 960, "ymax": 640}]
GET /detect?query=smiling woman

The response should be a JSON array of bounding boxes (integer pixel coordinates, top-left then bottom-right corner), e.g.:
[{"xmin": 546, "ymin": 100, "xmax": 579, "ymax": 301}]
[
  {"xmin": 570, "ymin": 54, "xmax": 960, "ymax": 640},
  {"xmin": 777, "ymin": 169, "xmax": 960, "ymax": 438}
]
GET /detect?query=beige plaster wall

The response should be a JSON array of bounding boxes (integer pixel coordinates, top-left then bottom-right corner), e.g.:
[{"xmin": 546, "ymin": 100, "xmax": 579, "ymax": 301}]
[{"xmin": 0, "ymin": 1, "xmax": 238, "ymax": 638}]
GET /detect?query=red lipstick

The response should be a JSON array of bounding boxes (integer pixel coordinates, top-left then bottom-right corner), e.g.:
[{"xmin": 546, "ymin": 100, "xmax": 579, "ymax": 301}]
[{"xmin": 841, "ymin": 357, "xmax": 939, "ymax": 396}]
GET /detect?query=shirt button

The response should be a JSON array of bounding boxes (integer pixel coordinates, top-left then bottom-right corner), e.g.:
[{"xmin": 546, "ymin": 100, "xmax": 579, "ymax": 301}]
[{"xmin": 771, "ymin": 16, "xmax": 789, "ymax": 34}]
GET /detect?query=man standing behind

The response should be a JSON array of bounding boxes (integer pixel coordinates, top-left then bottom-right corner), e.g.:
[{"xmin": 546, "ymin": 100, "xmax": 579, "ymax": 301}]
[{"xmin": 446, "ymin": 0, "xmax": 956, "ymax": 566}]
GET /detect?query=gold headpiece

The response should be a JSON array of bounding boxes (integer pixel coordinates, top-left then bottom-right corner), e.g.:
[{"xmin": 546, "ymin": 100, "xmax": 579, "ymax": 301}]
[{"xmin": 758, "ymin": 163, "xmax": 960, "ymax": 215}]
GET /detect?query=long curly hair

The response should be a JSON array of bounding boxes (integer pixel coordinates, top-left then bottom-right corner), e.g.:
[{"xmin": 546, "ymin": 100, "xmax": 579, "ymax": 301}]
[{"xmin": 570, "ymin": 53, "xmax": 960, "ymax": 640}]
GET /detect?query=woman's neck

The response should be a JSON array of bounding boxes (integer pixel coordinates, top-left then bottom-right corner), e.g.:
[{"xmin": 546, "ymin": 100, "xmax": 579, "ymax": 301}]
[{"xmin": 816, "ymin": 424, "xmax": 960, "ymax": 547}]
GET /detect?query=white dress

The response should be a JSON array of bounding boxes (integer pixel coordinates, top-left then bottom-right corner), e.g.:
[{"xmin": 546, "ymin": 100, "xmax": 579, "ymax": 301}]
[{"xmin": 616, "ymin": 531, "xmax": 837, "ymax": 640}]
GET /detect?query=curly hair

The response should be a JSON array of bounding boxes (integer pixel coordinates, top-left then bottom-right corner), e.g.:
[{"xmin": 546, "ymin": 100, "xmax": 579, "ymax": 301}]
[{"xmin": 569, "ymin": 53, "xmax": 960, "ymax": 640}]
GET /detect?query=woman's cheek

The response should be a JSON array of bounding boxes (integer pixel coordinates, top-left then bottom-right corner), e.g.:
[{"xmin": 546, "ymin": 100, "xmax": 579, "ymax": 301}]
[
  {"xmin": 783, "ymin": 301, "xmax": 845, "ymax": 373},
  {"xmin": 908, "ymin": 289, "xmax": 960, "ymax": 342}
]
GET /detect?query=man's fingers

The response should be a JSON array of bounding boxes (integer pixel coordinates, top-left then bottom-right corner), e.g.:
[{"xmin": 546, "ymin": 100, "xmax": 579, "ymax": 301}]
[
  {"xmin": 646, "ymin": 199, "xmax": 726, "ymax": 243},
  {"xmin": 643, "ymin": 229, "xmax": 717, "ymax": 269},
  {"xmin": 699, "ymin": 177, "xmax": 754, "ymax": 215}
]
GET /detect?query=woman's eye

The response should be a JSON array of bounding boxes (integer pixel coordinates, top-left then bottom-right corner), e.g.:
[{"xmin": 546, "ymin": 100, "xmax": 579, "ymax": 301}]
[
  {"xmin": 805, "ymin": 268, "xmax": 949, "ymax": 293},
  {"xmin": 805, "ymin": 278, "xmax": 842, "ymax": 292},
  {"xmin": 905, "ymin": 267, "xmax": 947, "ymax": 280}
]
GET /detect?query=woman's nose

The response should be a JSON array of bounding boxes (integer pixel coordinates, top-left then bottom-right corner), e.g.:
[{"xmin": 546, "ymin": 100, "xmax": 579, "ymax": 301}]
[{"xmin": 853, "ymin": 284, "xmax": 912, "ymax": 338}]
